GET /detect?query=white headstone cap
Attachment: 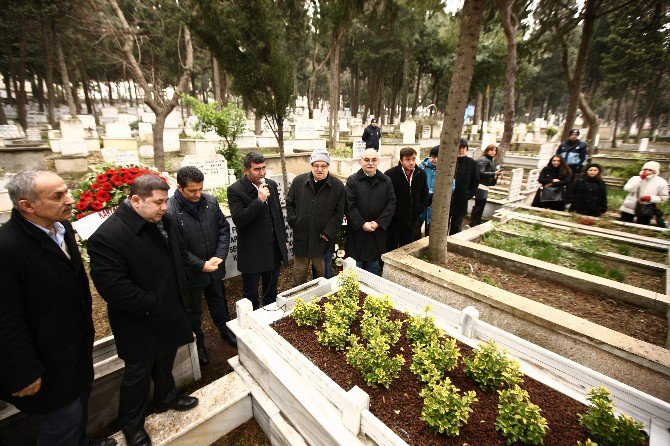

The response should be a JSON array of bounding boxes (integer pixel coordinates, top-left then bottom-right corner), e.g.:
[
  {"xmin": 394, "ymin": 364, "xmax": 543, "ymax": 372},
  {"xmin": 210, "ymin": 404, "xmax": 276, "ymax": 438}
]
[{"xmin": 310, "ymin": 148, "xmax": 331, "ymax": 165}]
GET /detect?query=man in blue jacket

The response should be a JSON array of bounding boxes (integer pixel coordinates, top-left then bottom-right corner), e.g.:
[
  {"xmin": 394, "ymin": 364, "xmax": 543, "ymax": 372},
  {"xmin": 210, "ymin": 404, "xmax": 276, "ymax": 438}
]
[
  {"xmin": 556, "ymin": 128, "xmax": 587, "ymax": 177},
  {"xmin": 167, "ymin": 166, "xmax": 235, "ymax": 367},
  {"xmin": 418, "ymin": 145, "xmax": 438, "ymax": 236}
]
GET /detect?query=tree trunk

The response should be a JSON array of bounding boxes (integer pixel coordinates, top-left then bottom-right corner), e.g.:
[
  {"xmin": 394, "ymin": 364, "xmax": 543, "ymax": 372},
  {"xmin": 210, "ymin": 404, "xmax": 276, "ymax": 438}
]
[
  {"xmin": 611, "ymin": 94, "xmax": 623, "ymax": 148},
  {"xmin": 623, "ymin": 85, "xmax": 639, "ymax": 143},
  {"xmin": 474, "ymin": 91, "xmax": 483, "ymax": 126},
  {"xmin": 399, "ymin": 45, "xmax": 410, "ymax": 122},
  {"xmin": 212, "ymin": 54, "xmax": 222, "ymax": 104},
  {"xmin": 483, "ymin": 85, "xmax": 490, "ymax": 124},
  {"xmin": 0, "ymin": 98, "xmax": 6, "ymax": 125},
  {"xmin": 254, "ymin": 115, "xmax": 262, "ymax": 135},
  {"xmin": 106, "ymin": 73, "xmax": 114, "ymax": 104},
  {"xmin": 560, "ymin": 0, "xmax": 598, "ymax": 140},
  {"xmin": 579, "ymin": 93, "xmax": 598, "ymax": 157},
  {"xmin": 495, "ymin": 0, "xmax": 518, "ymax": 163},
  {"xmin": 428, "ymin": 0, "xmax": 486, "ymax": 262},
  {"xmin": 2, "ymin": 71, "xmax": 12, "ymax": 103},
  {"xmin": 96, "ymin": 81, "xmax": 106, "ymax": 107},
  {"xmin": 71, "ymin": 79, "xmax": 82, "ymax": 114},
  {"xmin": 328, "ymin": 29, "xmax": 341, "ymax": 150},
  {"xmin": 15, "ymin": 24, "xmax": 28, "ymax": 130},
  {"xmin": 154, "ymin": 111, "xmax": 167, "ymax": 170},
  {"xmin": 351, "ymin": 69, "xmax": 360, "ymax": 119},
  {"xmin": 411, "ymin": 68, "xmax": 422, "ymax": 117},
  {"xmin": 278, "ymin": 117, "xmax": 288, "ymax": 200},
  {"xmin": 36, "ymin": 76, "xmax": 45, "ymax": 112},
  {"xmin": 525, "ymin": 93, "xmax": 534, "ymax": 123},
  {"xmin": 52, "ymin": 22, "xmax": 77, "ymax": 118},
  {"xmin": 75, "ymin": 42, "xmax": 95, "ymax": 116}
]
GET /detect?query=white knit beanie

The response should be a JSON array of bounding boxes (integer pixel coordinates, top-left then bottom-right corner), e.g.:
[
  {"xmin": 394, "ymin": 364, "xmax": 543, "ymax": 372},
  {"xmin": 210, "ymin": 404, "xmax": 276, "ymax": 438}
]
[
  {"xmin": 642, "ymin": 161, "xmax": 661, "ymax": 174},
  {"xmin": 310, "ymin": 148, "xmax": 331, "ymax": 165}
]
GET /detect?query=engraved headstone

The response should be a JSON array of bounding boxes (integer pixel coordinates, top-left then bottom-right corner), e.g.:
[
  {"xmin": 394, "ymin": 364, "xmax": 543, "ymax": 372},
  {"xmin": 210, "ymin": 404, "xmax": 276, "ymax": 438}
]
[
  {"xmin": 60, "ymin": 119, "xmax": 88, "ymax": 156},
  {"xmin": 100, "ymin": 148, "xmax": 140, "ymax": 166},
  {"xmin": 400, "ymin": 120, "xmax": 416, "ymax": 144},
  {"xmin": 421, "ymin": 125, "xmax": 431, "ymax": 139},
  {"xmin": 352, "ymin": 140, "xmax": 366, "ymax": 160},
  {"xmin": 507, "ymin": 167, "xmax": 524, "ymax": 201},
  {"xmin": 181, "ymin": 154, "xmax": 228, "ymax": 190},
  {"xmin": 526, "ymin": 168, "xmax": 540, "ymax": 192},
  {"xmin": 537, "ymin": 143, "xmax": 555, "ymax": 168},
  {"xmin": 639, "ymin": 138, "xmax": 649, "ymax": 152}
]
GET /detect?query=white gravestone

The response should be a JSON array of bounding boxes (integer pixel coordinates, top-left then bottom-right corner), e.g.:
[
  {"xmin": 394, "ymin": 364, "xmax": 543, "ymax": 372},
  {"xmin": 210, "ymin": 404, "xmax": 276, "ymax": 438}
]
[
  {"xmin": 421, "ymin": 125, "xmax": 431, "ymax": 139},
  {"xmin": 77, "ymin": 115, "xmax": 96, "ymax": 130},
  {"xmin": 639, "ymin": 138, "xmax": 649, "ymax": 152},
  {"xmin": 294, "ymin": 120, "xmax": 319, "ymax": 139},
  {"xmin": 141, "ymin": 113, "xmax": 156, "ymax": 124},
  {"xmin": 138, "ymin": 122, "xmax": 153, "ymax": 138},
  {"xmin": 594, "ymin": 134, "xmax": 600, "ymax": 147},
  {"xmin": 537, "ymin": 143, "xmax": 555, "ymax": 168},
  {"xmin": 525, "ymin": 169, "xmax": 540, "ymax": 192},
  {"xmin": 507, "ymin": 167, "xmax": 524, "ymax": 201},
  {"xmin": 139, "ymin": 145, "xmax": 154, "ymax": 158},
  {"xmin": 0, "ymin": 125, "xmax": 22, "ymax": 139},
  {"xmin": 163, "ymin": 128, "xmax": 181, "ymax": 152},
  {"xmin": 181, "ymin": 154, "xmax": 228, "ymax": 190},
  {"xmin": 352, "ymin": 141, "xmax": 366, "ymax": 160},
  {"xmin": 100, "ymin": 107, "xmax": 119, "ymax": 120},
  {"xmin": 25, "ymin": 128, "xmax": 41, "ymax": 141},
  {"xmin": 60, "ymin": 119, "xmax": 89, "ymax": 156},
  {"xmin": 100, "ymin": 148, "xmax": 140, "ymax": 166},
  {"xmin": 400, "ymin": 120, "xmax": 416, "ymax": 144},
  {"xmin": 105, "ymin": 122, "xmax": 132, "ymax": 139}
]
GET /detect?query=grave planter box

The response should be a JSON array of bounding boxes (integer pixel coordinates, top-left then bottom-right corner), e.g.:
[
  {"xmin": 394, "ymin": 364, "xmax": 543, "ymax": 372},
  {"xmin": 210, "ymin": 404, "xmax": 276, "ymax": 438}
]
[
  {"xmin": 179, "ymin": 138, "xmax": 222, "ymax": 156},
  {"xmin": 382, "ymin": 236, "xmax": 670, "ymax": 403},
  {"xmin": 228, "ymin": 261, "xmax": 670, "ymax": 446},
  {"xmin": 54, "ymin": 156, "xmax": 88, "ymax": 174},
  {"xmin": 101, "ymin": 137, "xmax": 138, "ymax": 151}
]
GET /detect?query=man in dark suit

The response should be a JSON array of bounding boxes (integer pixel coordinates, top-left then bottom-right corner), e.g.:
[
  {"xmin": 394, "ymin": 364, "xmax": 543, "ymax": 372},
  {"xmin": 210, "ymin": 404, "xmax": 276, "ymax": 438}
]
[
  {"xmin": 88, "ymin": 174, "xmax": 198, "ymax": 446},
  {"xmin": 362, "ymin": 117, "xmax": 381, "ymax": 150},
  {"xmin": 385, "ymin": 147, "xmax": 429, "ymax": 251},
  {"xmin": 227, "ymin": 152, "xmax": 288, "ymax": 309},
  {"xmin": 450, "ymin": 138, "xmax": 480, "ymax": 235},
  {"xmin": 167, "ymin": 166, "xmax": 235, "ymax": 366},
  {"xmin": 0, "ymin": 170, "xmax": 115, "ymax": 446}
]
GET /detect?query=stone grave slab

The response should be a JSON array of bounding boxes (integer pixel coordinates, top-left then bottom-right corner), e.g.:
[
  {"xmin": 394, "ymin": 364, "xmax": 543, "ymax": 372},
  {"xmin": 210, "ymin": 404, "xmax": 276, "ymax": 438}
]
[
  {"xmin": 105, "ymin": 122, "xmax": 132, "ymax": 139},
  {"xmin": 77, "ymin": 115, "xmax": 96, "ymax": 129},
  {"xmin": 139, "ymin": 145, "xmax": 154, "ymax": 158},
  {"xmin": 352, "ymin": 141, "xmax": 366, "ymax": 160},
  {"xmin": 538, "ymin": 143, "xmax": 555, "ymax": 168},
  {"xmin": 100, "ymin": 148, "xmax": 140, "ymax": 166},
  {"xmin": 507, "ymin": 167, "xmax": 524, "ymax": 201},
  {"xmin": 421, "ymin": 125, "xmax": 431, "ymax": 139},
  {"xmin": 526, "ymin": 168, "xmax": 541, "ymax": 192},
  {"xmin": 181, "ymin": 154, "xmax": 228, "ymax": 190},
  {"xmin": 60, "ymin": 119, "xmax": 88, "ymax": 156},
  {"xmin": 639, "ymin": 138, "xmax": 649, "ymax": 152},
  {"xmin": 25, "ymin": 128, "xmax": 41, "ymax": 141},
  {"xmin": 399, "ymin": 120, "xmax": 416, "ymax": 144},
  {"xmin": 0, "ymin": 125, "xmax": 22, "ymax": 139}
]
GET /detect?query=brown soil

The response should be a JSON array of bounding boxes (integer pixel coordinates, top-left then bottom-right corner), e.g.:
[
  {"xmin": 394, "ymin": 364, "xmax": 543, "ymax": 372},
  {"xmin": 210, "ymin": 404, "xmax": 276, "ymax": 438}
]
[
  {"xmin": 436, "ymin": 253, "xmax": 667, "ymax": 347},
  {"xmin": 212, "ymin": 418, "xmax": 271, "ymax": 446},
  {"xmin": 272, "ymin": 294, "xmax": 590, "ymax": 446}
]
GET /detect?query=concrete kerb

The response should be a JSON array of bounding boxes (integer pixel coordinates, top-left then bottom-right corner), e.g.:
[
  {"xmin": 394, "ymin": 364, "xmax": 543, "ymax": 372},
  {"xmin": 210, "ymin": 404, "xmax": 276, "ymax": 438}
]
[{"xmin": 381, "ymin": 237, "xmax": 670, "ymax": 401}]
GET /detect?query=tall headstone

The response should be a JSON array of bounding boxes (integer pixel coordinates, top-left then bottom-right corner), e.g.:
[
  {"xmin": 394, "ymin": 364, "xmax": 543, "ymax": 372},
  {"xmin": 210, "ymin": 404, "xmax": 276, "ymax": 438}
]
[
  {"xmin": 59, "ymin": 119, "xmax": 89, "ymax": 156},
  {"xmin": 639, "ymin": 138, "xmax": 649, "ymax": 152},
  {"xmin": 105, "ymin": 122, "xmax": 132, "ymax": 139},
  {"xmin": 525, "ymin": 168, "xmax": 540, "ymax": 192},
  {"xmin": 352, "ymin": 140, "xmax": 366, "ymax": 160},
  {"xmin": 537, "ymin": 143, "xmax": 555, "ymax": 168},
  {"xmin": 400, "ymin": 120, "xmax": 416, "ymax": 144},
  {"xmin": 507, "ymin": 167, "xmax": 524, "ymax": 201},
  {"xmin": 421, "ymin": 125, "xmax": 431, "ymax": 139}
]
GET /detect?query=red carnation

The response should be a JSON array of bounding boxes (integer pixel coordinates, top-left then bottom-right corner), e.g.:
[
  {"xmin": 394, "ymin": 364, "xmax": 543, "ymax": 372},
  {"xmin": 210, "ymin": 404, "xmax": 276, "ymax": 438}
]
[
  {"xmin": 90, "ymin": 200, "xmax": 104, "ymax": 211},
  {"xmin": 76, "ymin": 213, "xmax": 85, "ymax": 220},
  {"xmin": 90, "ymin": 182, "xmax": 101, "ymax": 190},
  {"xmin": 96, "ymin": 174, "xmax": 108, "ymax": 183},
  {"xmin": 123, "ymin": 174, "xmax": 134, "ymax": 184},
  {"xmin": 80, "ymin": 190, "xmax": 94, "ymax": 200},
  {"xmin": 101, "ymin": 182, "xmax": 113, "ymax": 191},
  {"xmin": 96, "ymin": 190, "xmax": 111, "ymax": 202},
  {"xmin": 118, "ymin": 168, "xmax": 128, "ymax": 174},
  {"xmin": 110, "ymin": 175, "xmax": 123, "ymax": 187},
  {"xmin": 106, "ymin": 168, "xmax": 116, "ymax": 175},
  {"xmin": 76, "ymin": 201, "xmax": 89, "ymax": 211},
  {"xmin": 129, "ymin": 167, "xmax": 140, "ymax": 175}
]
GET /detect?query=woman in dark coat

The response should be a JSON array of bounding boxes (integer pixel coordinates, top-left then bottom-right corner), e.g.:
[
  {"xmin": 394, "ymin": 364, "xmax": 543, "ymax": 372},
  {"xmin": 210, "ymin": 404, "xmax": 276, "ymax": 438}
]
[
  {"xmin": 568, "ymin": 163, "xmax": 607, "ymax": 217},
  {"xmin": 532, "ymin": 155, "xmax": 573, "ymax": 211}
]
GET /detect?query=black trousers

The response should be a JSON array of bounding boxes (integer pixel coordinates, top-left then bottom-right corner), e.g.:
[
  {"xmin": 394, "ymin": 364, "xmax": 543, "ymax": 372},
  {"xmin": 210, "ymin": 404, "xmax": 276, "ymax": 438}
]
[
  {"xmin": 449, "ymin": 214, "xmax": 465, "ymax": 235},
  {"xmin": 386, "ymin": 224, "xmax": 417, "ymax": 252},
  {"xmin": 242, "ymin": 242, "xmax": 282, "ymax": 310},
  {"xmin": 470, "ymin": 198, "xmax": 487, "ymax": 226},
  {"xmin": 621, "ymin": 211, "xmax": 652, "ymax": 226},
  {"xmin": 118, "ymin": 348, "xmax": 178, "ymax": 434},
  {"xmin": 190, "ymin": 279, "xmax": 231, "ymax": 344}
]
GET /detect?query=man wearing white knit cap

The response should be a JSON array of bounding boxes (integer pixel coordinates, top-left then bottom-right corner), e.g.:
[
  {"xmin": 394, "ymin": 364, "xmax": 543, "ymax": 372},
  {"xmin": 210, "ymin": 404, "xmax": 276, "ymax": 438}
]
[
  {"xmin": 286, "ymin": 148, "xmax": 345, "ymax": 286},
  {"xmin": 619, "ymin": 161, "xmax": 669, "ymax": 226}
]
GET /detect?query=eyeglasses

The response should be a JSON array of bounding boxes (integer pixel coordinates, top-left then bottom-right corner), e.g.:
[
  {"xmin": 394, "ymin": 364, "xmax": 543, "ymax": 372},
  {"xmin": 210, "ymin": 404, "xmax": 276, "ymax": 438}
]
[{"xmin": 312, "ymin": 164, "xmax": 328, "ymax": 170}]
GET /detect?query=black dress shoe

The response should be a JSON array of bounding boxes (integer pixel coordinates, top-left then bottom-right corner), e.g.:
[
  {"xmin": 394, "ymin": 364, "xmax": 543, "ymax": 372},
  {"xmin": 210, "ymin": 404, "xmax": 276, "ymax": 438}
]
[
  {"xmin": 155, "ymin": 396, "xmax": 199, "ymax": 413},
  {"xmin": 197, "ymin": 343, "xmax": 209, "ymax": 365},
  {"xmin": 88, "ymin": 438, "xmax": 117, "ymax": 446},
  {"xmin": 123, "ymin": 428, "xmax": 151, "ymax": 446},
  {"xmin": 222, "ymin": 330, "xmax": 237, "ymax": 347}
]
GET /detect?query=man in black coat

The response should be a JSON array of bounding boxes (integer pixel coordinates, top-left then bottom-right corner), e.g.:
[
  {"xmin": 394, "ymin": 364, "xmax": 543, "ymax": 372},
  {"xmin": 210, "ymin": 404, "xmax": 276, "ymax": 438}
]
[
  {"xmin": 362, "ymin": 117, "xmax": 381, "ymax": 150},
  {"xmin": 450, "ymin": 138, "xmax": 480, "ymax": 235},
  {"xmin": 88, "ymin": 175, "xmax": 198, "ymax": 446},
  {"xmin": 286, "ymin": 148, "xmax": 345, "ymax": 286},
  {"xmin": 228, "ymin": 152, "xmax": 288, "ymax": 310},
  {"xmin": 385, "ymin": 147, "xmax": 429, "ymax": 251},
  {"xmin": 0, "ymin": 170, "xmax": 114, "ymax": 446},
  {"xmin": 346, "ymin": 148, "xmax": 396, "ymax": 275},
  {"xmin": 167, "ymin": 166, "xmax": 234, "ymax": 367}
]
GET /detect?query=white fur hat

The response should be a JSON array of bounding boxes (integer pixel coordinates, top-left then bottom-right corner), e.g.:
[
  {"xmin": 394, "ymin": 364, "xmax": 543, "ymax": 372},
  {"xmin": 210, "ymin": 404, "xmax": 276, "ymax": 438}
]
[{"xmin": 642, "ymin": 161, "xmax": 661, "ymax": 174}]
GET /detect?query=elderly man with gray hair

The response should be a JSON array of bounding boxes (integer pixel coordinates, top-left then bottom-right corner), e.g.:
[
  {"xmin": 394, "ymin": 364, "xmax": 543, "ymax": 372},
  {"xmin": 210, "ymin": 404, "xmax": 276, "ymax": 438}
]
[
  {"xmin": 0, "ymin": 170, "xmax": 115, "ymax": 446},
  {"xmin": 287, "ymin": 148, "xmax": 345, "ymax": 286}
]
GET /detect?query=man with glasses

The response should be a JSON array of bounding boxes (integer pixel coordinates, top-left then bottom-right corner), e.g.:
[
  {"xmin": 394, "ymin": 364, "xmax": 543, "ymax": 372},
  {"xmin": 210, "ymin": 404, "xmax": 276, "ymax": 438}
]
[
  {"xmin": 345, "ymin": 148, "xmax": 396, "ymax": 275},
  {"xmin": 287, "ymin": 148, "xmax": 345, "ymax": 286}
]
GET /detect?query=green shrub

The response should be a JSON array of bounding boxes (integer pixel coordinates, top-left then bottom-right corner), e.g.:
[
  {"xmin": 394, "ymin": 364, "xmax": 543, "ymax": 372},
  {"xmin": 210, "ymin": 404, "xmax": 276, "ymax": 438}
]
[
  {"xmin": 464, "ymin": 340, "xmax": 523, "ymax": 390},
  {"xmin": 410, "ymin": 337, "xmax": 460, "ymax": 383},
  {"xmin": 291, "ymin": 297, "xmax": 321, "ymax": 327},
  {"xmin": 346, "ymin": 332, "xmax": 405, "ymax": 388},
  {"xmin": 420, "ymin": 378, "xmax": 477, "ymax": 436},
  {"xmin": 546, "ymin": 127, "xmax": 558, "ymax": 138},
  {"xmin": 496, "ymin": 385, "xmax": 548, "ymax": 445},
  {"xmin": 406, "ymin": 306, "xmax": 442, "ymax": 346},
  {"xmin": 316, "ymin": 300, "xmax": 357, "ymax": 350},
  {"xmin": 577, "ymin": 440, "xmax": 598, "ymax": 446},
  {"xmin": 578, "ymin": 387, "xmax": 646, "ymax": 446}
]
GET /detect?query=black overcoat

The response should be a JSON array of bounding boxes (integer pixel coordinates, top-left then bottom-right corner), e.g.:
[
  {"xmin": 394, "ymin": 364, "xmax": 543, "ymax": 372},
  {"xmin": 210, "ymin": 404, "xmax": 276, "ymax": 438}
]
[
  {"xmin": 0, "ymin": 210, "xmax": 94, "ymax": 414},
  {"xmin": 286, "ymin": 172, "xmax": 345, "ymax": 258},
  {"xmin": 87, "ymin": 202, "xmax": 193, "ymax": 363},
  {"xmin": 345, "ymin": 169, "xmax": 396, "ymax": 261},
  {"xmin": 167, "ymin": 192, "xmax": 230, "ymax": 289},
  {"xmin": 569, "ymin": 177, "xmax": 607, "ymax": 217},
  {"xmin": 451, "ymin": 156, "xmax": 480, "ymax": 216},
  {"xmin": 384, "ymin": 165, "xmax": 429, "ymax": 231},
  {"xmin": 227, "ymin": 176, "xmax": 289, "ymax": 273}
]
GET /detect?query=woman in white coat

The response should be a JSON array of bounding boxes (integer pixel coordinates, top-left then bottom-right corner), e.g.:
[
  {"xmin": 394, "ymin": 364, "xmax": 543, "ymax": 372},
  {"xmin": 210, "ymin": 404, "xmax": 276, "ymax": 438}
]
[{"xmin": 619, "ymin": 161, "xmax": 669, "ymax": 225}]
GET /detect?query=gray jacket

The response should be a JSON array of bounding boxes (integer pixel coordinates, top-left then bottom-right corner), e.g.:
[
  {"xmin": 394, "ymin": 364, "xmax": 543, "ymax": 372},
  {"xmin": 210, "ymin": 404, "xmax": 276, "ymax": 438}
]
[{"xmin": 167, "ymin": 192, "xmax": 230, "ymax": 288}]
